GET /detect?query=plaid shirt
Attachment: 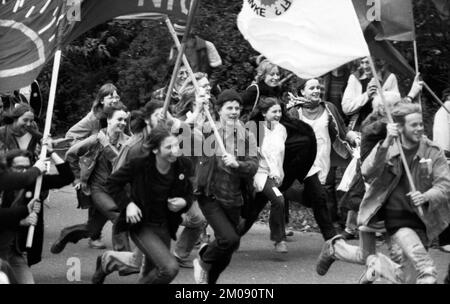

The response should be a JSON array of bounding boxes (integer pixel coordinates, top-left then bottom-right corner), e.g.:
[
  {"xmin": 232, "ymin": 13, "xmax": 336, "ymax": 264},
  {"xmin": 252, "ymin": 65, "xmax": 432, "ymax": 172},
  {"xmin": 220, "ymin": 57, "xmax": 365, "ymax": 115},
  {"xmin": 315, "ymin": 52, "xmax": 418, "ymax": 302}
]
[{"xmin": 194, "ymin": 121, "xmax": 258, "ymax": 207}]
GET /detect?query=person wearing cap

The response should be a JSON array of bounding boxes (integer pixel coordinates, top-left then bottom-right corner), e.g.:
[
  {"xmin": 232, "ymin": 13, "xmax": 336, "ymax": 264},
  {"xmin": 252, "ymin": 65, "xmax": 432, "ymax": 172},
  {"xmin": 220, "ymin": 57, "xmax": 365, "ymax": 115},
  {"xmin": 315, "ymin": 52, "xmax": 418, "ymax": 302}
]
[
  {"xmin": 169, "ymin": 22, "xmax": 222, "ymax": 77},
  {"xmin": 192, "ymin": 89, "xmax": 258, "ymax": 284}
]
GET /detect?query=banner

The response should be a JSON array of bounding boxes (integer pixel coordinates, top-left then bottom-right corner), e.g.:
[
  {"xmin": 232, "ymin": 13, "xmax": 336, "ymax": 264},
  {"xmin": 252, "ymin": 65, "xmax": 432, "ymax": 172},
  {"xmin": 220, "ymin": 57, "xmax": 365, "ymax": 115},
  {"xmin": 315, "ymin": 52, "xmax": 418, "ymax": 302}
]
[
  {"xmin": 352, "ymin": 0, "xmax": 415, "ymax": 41},
  {"xmin": 237, "ymin": 0, "xmax": 370, "ymax": 79},
  {"xmin": 62, "ymin": 0, "xmax": 192, "ymax": 45},
  {"xmin": 0, "ymin": 0, "xmax": 192, "ymax": 92},
  {"xmin": 0, "ymin": 0, "xmax": 71, "ymax": 93}
]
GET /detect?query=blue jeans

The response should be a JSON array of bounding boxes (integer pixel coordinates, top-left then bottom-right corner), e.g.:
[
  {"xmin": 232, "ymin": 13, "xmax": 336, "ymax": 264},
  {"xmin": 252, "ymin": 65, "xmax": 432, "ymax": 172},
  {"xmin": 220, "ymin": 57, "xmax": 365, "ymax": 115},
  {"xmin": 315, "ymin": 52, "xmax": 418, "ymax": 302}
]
[{"xmin": 130, "ymin": 223, "xmax": 179, "ymax": 284}]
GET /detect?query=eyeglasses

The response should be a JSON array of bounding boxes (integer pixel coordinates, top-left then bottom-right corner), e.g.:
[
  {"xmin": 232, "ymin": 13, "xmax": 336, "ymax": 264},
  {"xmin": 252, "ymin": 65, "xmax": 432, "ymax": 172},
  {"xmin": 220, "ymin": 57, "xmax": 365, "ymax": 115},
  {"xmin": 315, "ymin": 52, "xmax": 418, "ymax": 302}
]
[
  {"xmin": 106, "ymin": 95, "xmax": 121, "ymax": 101},
  {"xmin": 11, "ymin": 165, "xmax": 29, "ymax": 171}
]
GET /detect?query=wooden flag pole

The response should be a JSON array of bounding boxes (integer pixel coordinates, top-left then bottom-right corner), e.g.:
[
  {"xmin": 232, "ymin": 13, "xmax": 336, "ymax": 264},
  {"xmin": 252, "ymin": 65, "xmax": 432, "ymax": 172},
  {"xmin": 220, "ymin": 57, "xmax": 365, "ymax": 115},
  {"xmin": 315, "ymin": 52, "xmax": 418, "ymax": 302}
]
[
  {"xmin": 26, "ymin": 49, "xmax": 62, "ymax": 248},
  {"xmin": 165, "ymin": 16, "xmax": 227, "ymax": 155},
  {"xmin": 423, "ymin": 82, "xmax": 450, "ymax": 114},
  {"xmin": 161, "ymin": 0, "xmax": 200, "ymax": 118},
  {"xmin": 368, "ymin": 57, "xmax": 424, "ymax": 217}
]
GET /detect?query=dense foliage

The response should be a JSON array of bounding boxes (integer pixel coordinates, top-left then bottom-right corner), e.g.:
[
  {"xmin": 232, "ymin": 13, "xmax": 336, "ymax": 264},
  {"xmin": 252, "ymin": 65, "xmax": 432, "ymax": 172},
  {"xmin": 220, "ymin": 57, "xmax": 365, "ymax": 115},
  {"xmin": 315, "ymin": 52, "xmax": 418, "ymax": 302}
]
[{"xmin": 36, "ymin": 0, "xmax": 450, "ymax": 135}]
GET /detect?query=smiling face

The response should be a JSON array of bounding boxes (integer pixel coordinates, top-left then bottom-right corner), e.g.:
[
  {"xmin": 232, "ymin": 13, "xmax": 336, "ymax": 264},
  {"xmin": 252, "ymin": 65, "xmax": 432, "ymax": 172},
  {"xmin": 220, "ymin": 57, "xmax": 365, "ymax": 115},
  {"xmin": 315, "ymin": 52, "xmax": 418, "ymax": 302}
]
[
  {"xmin": 101, "ymin": 90, "xmax": 120, "ymax": 108},
  {"xmin": 147, "ymin": 107, "xmax": 164, "ymax": 130},
  {"xmin": 197, "ymin": 77, "xmax": 211, "ymax": 95},
  {"xmin": 264, "ymin": 66, "xmax": 280, "ymax": 87},
  {"xmin": 218, "ymin": 100, "xmax": 241, "ymax": 125},
  {"xmin": 12, "ymin": 111, "xmax": 34, "ymax": 136},
  {"xmin": 400, "ymin": 113, "xmax": 424, "ymax": 145},
  {"xmin": 263, "ymin": 104, "xmax": 282, "ymax": 123},
  {"xmin": 154, "ymin": 135, "xmax": 180, "ymax": 163},
  {"xmin": 301, "ymin": 79, "xmax": 321, "ymax": 103},
  {"xmin": 107, "ymin": 109, "xmax": 128, "ymax": 134}
]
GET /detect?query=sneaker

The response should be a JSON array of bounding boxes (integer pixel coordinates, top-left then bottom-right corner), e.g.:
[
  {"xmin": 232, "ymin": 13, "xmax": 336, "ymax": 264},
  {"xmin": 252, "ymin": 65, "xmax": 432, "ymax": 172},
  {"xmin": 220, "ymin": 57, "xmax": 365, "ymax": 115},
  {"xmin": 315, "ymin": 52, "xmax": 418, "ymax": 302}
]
[
  {"xmin": 193, "ymin": 258, "xmax": 208, "ymax": 284},
  {"xmin": 91, "ymin": 255, "xmax": 107, "ymax": 284},
  {"xmin": 50, "ymin": 234, "xmax": 69, "ymax": 254},
  {"xmin": 174, "ymin": 252, "xmax": 194, "ymax": 268},
  {"xmin": 358, "ymin": 257, "xmax": 379, "ymax": 284},
  {"xmin": 88, "ymin": 239, "xmax": 107, "ymax": 249},
  {"xmin": 316, "ymin": 237, "xmax": 338, "ymax": 276},
  {"xmin": 274, "ymin": 241, "xmax": 288, "ymax": 253}
]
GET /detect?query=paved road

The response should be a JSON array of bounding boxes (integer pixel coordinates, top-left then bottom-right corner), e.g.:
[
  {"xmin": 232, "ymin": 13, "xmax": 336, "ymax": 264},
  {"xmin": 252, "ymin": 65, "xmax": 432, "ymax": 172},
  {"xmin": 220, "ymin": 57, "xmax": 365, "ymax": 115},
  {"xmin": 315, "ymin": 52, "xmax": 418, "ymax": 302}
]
[{"xmin": 32, "ymin": 186, "xmax": 449, "ymax": 284}]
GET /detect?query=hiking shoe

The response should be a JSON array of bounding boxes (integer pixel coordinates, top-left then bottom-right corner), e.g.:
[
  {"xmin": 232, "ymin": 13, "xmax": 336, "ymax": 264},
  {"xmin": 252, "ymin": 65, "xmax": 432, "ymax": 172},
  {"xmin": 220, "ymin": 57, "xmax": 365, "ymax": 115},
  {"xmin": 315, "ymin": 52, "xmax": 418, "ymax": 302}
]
[
  {"xmin": 88, "ymin": 238, "xmax": 107, "ymax": 249},
  {"xmin": 193, "ymin": 258, "xmax": 208, "ymax": 284},
  {"xmin": 50, "ymin": 234, "xmax": 69, "ymax": 254},
  {"xmin": 92, "ymin": 255, "xmax": 107, "ymax": 284},
  {"xmin": 274, "ymin": 241, "xmax": 288, "ymax": 253},
  {"xmin": 316, "ymin": 238, "xmax": 337, "ymax": 276}
]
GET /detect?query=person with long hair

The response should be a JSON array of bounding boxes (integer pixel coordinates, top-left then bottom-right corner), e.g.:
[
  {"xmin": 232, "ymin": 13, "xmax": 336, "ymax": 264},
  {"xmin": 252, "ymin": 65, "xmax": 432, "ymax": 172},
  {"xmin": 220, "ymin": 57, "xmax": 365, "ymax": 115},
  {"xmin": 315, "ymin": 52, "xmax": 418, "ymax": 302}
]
[
  {"xmin": 241, "ymin": 59, "xmax": 283, "ymax": 122},
  {"xmin": 0, "ymin": 103, "xmax": 42, "ymax": 160},
  {"xmin": 102, "ymin": 123, "xmax": 194, "ymax": 284},
  {"xmin": 64, "ymin": 83, "xmax": 122, "ymax": 249},
  {"xmin": 50, "ymin": 103, "xmax": 131, "ymax": 254},
  {"xmin": 240, "ymin": 97, "xmax": 288, "ymax": 252},
  {"xmin": 286, "ymin": 78, "xmax": 359, "ymax": 242}
]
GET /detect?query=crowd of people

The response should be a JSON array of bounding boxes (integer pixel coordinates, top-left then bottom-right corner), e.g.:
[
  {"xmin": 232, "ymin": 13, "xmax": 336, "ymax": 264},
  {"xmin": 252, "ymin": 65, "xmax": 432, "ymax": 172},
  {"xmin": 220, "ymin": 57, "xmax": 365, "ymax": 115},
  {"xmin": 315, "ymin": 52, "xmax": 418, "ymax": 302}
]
[{"xmin": 1, "ymin": 51, "xmax": 450, "ymax": 285}]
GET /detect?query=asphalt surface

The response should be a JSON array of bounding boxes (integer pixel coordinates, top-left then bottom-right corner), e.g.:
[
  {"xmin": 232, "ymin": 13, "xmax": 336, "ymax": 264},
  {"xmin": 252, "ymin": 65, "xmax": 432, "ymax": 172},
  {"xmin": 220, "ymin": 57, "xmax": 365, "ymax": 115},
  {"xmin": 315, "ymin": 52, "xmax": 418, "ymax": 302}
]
[{"xmin": 31, "ymin": 186, "xmax": 450, "ymax": 284}]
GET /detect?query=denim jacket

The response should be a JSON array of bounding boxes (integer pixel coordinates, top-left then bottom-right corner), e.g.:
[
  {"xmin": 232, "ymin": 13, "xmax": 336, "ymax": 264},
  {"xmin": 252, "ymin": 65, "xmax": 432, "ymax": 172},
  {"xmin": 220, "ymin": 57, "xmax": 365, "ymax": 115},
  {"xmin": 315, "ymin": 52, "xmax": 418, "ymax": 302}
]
[
  {"xmin": 194, "ymin": 120, "xmax": 258, "ymax": 207},
  {"xmin": 359, "ymin": 137, "xmax": 450, "ymax": 242},
  {"xmin": 65, "ymin": 129, "xmax": 129, "ymax": 195}
]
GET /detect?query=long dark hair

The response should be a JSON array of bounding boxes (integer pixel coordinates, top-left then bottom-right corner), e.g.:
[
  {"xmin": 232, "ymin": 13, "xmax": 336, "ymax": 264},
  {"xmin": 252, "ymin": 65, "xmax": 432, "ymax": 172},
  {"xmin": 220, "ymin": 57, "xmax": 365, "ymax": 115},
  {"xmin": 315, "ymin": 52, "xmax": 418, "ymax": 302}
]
[
  {"xmin": 143, "ymin": 122, "xmax": 174, "ymax": 152},
  {"xmin": 2, "ymin": 103, "xmax": 34, "ymax": 125},
  {"xmin": 248, "ymin": 96, "xmax": 283, "ymax": 122},
  {"xmin": 129, "ymin": 99, "xmax": 165, "ymax": 134},
  {"xmin": 92, "ymin": 83, "xmax": 118, "ymax": 116}
]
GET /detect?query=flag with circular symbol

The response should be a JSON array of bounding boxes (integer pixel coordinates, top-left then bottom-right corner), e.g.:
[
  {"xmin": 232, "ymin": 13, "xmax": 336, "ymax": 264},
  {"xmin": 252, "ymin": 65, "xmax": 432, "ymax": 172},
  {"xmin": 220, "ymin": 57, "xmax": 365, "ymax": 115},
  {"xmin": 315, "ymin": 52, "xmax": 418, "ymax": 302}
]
[{"xmin": 237, "ymin": 0, "xmax": 370, "ymax": 79}]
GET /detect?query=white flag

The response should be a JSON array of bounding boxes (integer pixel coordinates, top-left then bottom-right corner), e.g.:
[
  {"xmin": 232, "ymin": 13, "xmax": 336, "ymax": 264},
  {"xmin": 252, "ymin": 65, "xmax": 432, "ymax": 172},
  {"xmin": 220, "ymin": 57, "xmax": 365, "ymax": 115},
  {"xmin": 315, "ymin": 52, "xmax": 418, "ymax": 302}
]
[{"xmin": 237, "ymin": 0, "xmax": 370, "ymax": 78}]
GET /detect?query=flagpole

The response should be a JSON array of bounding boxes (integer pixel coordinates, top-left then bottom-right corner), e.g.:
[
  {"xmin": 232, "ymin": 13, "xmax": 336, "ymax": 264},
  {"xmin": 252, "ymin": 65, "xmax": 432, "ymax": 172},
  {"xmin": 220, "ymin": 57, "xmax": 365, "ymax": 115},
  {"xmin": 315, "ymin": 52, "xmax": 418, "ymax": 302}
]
[
  {"xmin": 368, "ymin": 57, "xmax": 424, "ymax": 217},
  {"xmin": 424, "ymin": 82, "xmax": 450, "ymax": 114},
  {"xmin": 26, "ymin": 49, "xmax": 62, "ymax": 248},
  {"xmin": 164, "ymin": 15, "xmax": 227, "ymax": 155},
  {"xmin": 161, "ymin": 0, "xmax": 200, "ymax": 118}
]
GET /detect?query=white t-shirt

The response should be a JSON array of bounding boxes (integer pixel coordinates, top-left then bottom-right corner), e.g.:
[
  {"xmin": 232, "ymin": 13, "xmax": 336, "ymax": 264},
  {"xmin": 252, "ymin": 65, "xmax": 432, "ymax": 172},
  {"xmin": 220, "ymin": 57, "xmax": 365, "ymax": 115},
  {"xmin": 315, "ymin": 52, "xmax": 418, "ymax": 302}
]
[
  {"xmin": 253, "ymin": 122, "xmax": 287, "ymax": 192},
  {"xmin": 300, "ymin": 109, "xmax": 331, "ymax": 184}
]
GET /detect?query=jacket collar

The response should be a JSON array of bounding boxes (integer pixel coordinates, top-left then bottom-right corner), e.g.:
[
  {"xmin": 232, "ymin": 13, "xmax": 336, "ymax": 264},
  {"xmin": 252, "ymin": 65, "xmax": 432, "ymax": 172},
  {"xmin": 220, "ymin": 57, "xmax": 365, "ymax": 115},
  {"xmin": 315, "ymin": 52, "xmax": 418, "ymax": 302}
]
[{"xmin": 388, "ymin": 136, "xmax": 433, "ymax": 161}]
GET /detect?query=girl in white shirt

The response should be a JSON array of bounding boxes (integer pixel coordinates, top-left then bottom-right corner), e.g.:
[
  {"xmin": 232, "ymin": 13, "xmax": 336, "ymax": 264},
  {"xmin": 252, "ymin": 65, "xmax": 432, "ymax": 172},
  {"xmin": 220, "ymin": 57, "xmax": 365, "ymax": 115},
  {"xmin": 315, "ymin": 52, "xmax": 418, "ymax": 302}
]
[{"xmin": 246, "ymin": 97, "xmax": 288, "ymax": 253}]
